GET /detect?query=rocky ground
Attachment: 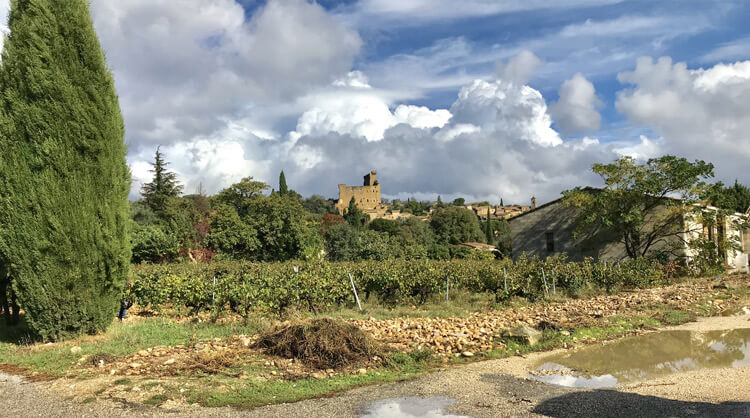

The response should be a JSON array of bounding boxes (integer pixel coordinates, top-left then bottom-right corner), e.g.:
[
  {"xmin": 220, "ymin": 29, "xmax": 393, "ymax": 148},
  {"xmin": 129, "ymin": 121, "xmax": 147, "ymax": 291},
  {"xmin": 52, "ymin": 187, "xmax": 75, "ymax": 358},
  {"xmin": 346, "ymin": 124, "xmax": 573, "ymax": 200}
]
[{"xmin": 74, "ymin": 276, "xmax": 742, "ymax": 381}]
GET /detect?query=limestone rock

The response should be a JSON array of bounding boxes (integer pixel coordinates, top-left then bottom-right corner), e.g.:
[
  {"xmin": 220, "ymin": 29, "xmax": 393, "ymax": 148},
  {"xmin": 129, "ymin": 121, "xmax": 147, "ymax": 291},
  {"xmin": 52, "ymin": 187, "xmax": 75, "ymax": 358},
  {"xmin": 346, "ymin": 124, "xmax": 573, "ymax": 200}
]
[{"xmin": 502, "ymin": 325, "xmax": 542, "ymax": 346}]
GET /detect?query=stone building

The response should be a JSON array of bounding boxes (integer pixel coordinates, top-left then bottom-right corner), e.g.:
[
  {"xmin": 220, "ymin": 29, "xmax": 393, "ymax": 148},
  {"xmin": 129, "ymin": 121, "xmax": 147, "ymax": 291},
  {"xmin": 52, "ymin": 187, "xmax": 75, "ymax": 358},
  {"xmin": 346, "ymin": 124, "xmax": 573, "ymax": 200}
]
[
  {"xmin": 508, "ymin": 193, "xmax": 750, "ymax": 272},
  {"xmin": 335, "ymin": 171, "xmax": 389, "ymax": 219}
]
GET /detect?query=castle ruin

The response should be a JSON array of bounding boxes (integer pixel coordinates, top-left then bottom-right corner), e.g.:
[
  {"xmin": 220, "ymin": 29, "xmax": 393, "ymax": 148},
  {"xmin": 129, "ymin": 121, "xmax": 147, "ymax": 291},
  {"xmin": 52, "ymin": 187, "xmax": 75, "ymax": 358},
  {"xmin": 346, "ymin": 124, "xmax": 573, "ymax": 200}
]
[{"xmin": 335, "ymin": 170, "xmax": 388, "ymax": 219}]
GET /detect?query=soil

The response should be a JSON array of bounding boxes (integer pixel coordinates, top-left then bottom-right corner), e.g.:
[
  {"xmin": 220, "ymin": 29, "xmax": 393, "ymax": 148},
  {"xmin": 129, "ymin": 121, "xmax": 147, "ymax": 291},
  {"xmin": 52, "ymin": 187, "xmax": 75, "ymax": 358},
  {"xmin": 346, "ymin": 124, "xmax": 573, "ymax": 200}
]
[{"xmin": 2, "ymin": 314, "xmax": 748, "ymax": 417}]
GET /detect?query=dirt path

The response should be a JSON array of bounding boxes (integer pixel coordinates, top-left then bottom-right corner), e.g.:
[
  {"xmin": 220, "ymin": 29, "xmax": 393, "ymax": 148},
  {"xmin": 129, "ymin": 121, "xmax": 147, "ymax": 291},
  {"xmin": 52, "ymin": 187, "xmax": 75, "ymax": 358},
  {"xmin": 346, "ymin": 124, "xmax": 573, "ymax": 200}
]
[{"xmin": 2, "ymin": 314, "xmax": 748, "ymax": 417}]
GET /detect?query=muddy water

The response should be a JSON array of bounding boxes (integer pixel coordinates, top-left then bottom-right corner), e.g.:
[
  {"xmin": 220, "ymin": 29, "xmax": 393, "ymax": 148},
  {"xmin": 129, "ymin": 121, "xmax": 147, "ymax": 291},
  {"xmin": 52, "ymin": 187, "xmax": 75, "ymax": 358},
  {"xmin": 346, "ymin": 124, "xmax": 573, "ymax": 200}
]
[
  {"xmin": 360, "ymin": 396, "xmax": 469, "ymax": 418},
  {"xmin": 531, "ymin": 328, "xmax": 750, "ymax": 388}
]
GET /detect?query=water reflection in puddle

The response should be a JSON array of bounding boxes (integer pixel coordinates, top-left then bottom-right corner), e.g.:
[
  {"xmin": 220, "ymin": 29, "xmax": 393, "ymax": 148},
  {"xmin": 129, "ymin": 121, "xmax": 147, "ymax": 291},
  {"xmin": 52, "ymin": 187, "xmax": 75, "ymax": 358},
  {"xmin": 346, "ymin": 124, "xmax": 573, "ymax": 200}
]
[
  {"xmin": 361, "ymin": 396, "xmax": 470, "ymax": 418},
  {"xmin": 531, "ymin": 328, "xmax": 750, "ymax": 388}
]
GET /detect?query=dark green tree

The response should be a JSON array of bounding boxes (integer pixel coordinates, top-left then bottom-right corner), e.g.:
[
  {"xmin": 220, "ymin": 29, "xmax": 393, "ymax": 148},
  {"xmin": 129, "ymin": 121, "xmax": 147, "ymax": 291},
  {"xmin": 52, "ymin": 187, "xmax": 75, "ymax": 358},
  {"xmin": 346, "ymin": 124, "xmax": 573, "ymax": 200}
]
[
  {"xmin": 429, "ymin": 207, "xmax": 484, "ymax": 245},
  {"xmin": 0, "ymin": 0, "xmax": 131, "ymax": 339},
  {"xmin": 302, "ymin": 194, "xmax": 334, "ymax": 215},
  {"xmin": 279, "ymin": 170, "xmax": 288, "ymax": 195},
  {"xmin": 344, "ymin": 197, "xmax": 366, "ymax": 228},
  {"xmin": 324, "ymin": 223, "xmax": 360, "ymax": 261},
  {"xmin": 368, "ymin": 218, "xmax": 400, "ymax": 236},
  {"xmin": 452, "ymin": 197, "xmax": 466, "ymax": 206},
  {"xmin": 485, "ymin": 207, "xmax": 493, "ymax": 244},
  {"xmin": 500, "ymin": 198, "xmax": 504, "ymax": 207},
  {"xmin": 141, "ymin": 147, "xmax": 183, "ymax": 217}
]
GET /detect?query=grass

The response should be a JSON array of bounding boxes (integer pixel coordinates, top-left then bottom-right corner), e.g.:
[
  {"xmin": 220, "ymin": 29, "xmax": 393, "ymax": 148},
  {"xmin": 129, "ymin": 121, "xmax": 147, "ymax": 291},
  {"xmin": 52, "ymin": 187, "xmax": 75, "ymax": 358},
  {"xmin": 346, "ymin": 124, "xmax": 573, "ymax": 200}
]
[{"xmin": 0, "ymin": 318, "xmax": 266, "ymax": 376}]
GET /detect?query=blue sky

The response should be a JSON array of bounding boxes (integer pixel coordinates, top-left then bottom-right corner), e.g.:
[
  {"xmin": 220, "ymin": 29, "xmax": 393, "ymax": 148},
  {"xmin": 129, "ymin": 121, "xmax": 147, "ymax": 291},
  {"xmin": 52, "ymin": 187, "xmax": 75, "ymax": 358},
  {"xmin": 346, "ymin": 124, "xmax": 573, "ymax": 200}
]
[{"xmin": 5, "ymin": 0, "xmax": 746, "ymax": 203}]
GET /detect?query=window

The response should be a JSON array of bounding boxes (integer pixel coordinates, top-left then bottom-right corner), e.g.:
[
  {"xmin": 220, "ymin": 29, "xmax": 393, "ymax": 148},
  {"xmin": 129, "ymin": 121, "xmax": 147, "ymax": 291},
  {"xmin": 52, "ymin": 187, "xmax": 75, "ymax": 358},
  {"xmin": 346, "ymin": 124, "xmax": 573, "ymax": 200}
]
[{"xmin": 545, "ymin": 232, "xmax": 555, "ymax": 253}]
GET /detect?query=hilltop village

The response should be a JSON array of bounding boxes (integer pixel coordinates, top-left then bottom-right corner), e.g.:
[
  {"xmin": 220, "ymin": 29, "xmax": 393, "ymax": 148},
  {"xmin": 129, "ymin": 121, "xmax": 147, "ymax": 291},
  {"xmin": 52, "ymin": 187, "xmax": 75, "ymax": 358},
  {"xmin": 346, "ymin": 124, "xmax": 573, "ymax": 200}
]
[{"xmin": 335, "ymin": 170, "xmax": 536, "ymax": 221}]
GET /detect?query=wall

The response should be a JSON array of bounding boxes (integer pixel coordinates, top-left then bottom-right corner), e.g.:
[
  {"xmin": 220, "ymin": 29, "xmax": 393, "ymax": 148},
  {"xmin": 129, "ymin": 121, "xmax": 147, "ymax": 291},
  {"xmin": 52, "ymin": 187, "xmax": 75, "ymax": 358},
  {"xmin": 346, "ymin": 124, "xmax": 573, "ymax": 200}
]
[{"xmin": 509, "ymin": 200, "xmax": 686, "ymax": 262}]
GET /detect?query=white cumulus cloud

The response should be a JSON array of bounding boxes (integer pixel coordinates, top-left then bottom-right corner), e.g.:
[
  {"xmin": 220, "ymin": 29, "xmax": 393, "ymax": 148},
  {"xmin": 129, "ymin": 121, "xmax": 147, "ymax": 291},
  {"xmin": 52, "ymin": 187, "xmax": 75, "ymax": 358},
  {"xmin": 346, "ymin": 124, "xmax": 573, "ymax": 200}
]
[
  {"xmin": 616, "ymin": 57, "xmax": 750, "ymax": 181},
  {"xmin": 550, "ymin": 73, "xmax": 602, "ymax": 135}
]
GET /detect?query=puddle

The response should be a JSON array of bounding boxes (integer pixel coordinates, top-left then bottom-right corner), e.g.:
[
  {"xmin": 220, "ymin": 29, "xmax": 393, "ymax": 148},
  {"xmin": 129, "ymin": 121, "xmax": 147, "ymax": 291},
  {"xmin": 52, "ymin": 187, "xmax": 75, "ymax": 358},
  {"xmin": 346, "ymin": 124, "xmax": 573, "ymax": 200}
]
[
  {"xmin": 721, "ymin": 306, "xmax": 750, "ymax": 316},
  {"xmin": 360, "ymin": 396, "xmax": 470, "ymax": 418},
  {"xmin": 531, "ymin": 328, "xmax": 750, "ymax": 388}
]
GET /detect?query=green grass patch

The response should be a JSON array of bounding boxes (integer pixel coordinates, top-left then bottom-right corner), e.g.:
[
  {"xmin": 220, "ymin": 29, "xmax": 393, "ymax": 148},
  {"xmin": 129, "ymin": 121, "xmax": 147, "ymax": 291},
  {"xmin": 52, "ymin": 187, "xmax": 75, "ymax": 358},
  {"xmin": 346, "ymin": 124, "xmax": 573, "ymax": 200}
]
[
  {"xmin": 114, "ymin": 378, "xmax": 132, "ymax": 385},
  {"xmin": 144, "ymin": 394, "xmax": 168, "ymax": 406}
]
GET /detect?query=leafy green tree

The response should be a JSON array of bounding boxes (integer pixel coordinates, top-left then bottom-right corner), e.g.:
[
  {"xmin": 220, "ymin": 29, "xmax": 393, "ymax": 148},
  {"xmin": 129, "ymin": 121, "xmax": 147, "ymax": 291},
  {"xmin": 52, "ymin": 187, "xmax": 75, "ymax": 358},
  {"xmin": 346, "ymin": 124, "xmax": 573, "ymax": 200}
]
[
  {"xmin": 0, "ymin": 0, "xmax": 131, "ymax": 339},
  {"xmin": 452, "ymin": 198, "xmax": 465, "ymax": 206},
  {"xmin": 141, "ymin": 147, "xmax": 183, "ymax": 217},
  {"xmin": 215, "ymin": 177, "xmax": 269, "ymax": 216},
  {"xmin": 278, "ymin": 170, "xmax": 288, "ymax": 195},
  {"xmin": 704, "ymin": 180, "xmax": 750, "ymax": 214},
  {"xmin": 207, "ymin": 204, "xmax": 259, "ymax": 260},
  {"xmin": 368, "ymin": 218, "xmax": 400, "ymax": 236},
  {"xmin": 130, "ymin": 223, "xmax": 181, "ymax": 264},
  {"xmin": 436, "ymin": 195, "xmax": 444, "ymax": 208},
  {"xmin": 247, "ymin": 194, "xmax": 321, "ymax": 261},
  {"xmin": 405, "ymin": 199, "xmax": 424, "ymax": 215},
  {"xmin": 130, "ymin": 201, "xmax": 160, "ymax": 226},
  {"xmin": 563, "ymin": 156, "xmax": 715, "ymax": 259},
  {"xmin": 429, "ymin": 207, "xmax": 484, "ymax": 245},
  {"xmin": 344, "ymin": 196, "xmax": 367, "ymax": 228},
  {"xmin": 359, "ymin": 230, "xmax": 397, "ymax": 261},
  {"xmin": 302, "ymin": 194, "xmax": 334, "ymax": 215},
  {"xmin": 324, "ymin": 223, "xmax": 360, "ymax": 261},
  {"xmin": 495, "ymin": 219, "xmax": 512, "ymax": 256},
  {"xmin": 399, "ymin": 217, "xmax": 435, "ymax": 247}
]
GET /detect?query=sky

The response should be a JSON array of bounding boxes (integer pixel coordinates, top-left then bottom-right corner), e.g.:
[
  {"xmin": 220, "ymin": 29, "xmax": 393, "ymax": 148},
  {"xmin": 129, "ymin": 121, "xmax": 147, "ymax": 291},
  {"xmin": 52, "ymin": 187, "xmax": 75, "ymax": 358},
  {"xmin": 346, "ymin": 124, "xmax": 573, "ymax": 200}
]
[{"xmin": 1, "ymin": 0, "xmax": 749, "ymax": 205}]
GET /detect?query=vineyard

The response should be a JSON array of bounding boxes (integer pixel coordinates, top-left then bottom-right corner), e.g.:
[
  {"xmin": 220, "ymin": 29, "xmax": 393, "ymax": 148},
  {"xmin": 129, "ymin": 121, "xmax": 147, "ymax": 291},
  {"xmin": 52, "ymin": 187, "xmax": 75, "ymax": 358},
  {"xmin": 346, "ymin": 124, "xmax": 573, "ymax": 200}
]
[{"xmin": 128, "ymin": 255, "xmax": 671, "ymax": 318}]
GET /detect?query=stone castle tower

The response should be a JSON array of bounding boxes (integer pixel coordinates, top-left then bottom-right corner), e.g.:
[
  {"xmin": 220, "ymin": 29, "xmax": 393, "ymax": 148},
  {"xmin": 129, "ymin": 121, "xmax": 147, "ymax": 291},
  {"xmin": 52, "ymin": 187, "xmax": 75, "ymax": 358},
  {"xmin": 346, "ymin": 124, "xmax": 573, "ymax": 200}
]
[{"xmin": 336, "ymin": 170, "xmax": 382, "ymax": 216}]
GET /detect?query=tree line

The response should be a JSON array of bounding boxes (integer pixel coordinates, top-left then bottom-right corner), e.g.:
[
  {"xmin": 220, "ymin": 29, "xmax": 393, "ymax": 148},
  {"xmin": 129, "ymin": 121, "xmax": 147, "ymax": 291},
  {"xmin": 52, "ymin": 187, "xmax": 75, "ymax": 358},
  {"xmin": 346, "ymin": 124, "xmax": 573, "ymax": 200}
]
[{"xmin": 132, "ymin": 150, "xmax": 513, "ymax": 265}]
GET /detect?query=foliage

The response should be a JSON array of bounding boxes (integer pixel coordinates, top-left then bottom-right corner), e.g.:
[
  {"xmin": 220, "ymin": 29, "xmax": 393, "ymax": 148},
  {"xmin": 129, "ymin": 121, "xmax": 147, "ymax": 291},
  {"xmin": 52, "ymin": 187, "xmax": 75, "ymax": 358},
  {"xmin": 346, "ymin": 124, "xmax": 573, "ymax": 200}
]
[
  {"xmin": 368, "ymin": 218, "xmax": 400, "ymax": 236},
  {"xmin": 130, "ymin": 223, "xmax": 182, "ymax": 264},
  {"xmin": 563, "ymin": 156, "xmax": 715, "ymax": 259},
  {"xmin": 404, "ymin": 199, "xmax": 425, "ymax": 216},
  {"xmin": 302, "ymin": 195, "xmax": 335, "ymax": 215},
  {"xmin": 246, "ymin": 193, "xmax": 322, "ymax": 262},
  {"xmin": 215, "ymin": 177, "xmax": 269, "ymax": 216},
  {"xmin": 0, "ymin": 0, "xmax": 131, "ymax": 340},
  {"xmin": 128, "ymin": 256, "xmax": 668, "ymax": 318},
  {"xmin": 451, "ymin": 198, "xmax": 465, "ymax": 206},
  {"xmin": 430, "ymin": 206, "xmax": 484, "ymax": 245},
  {"xmin": 278, "ymin": 170, "xmax": 288, "ymax": 195},
  {"xmin": 141, "ymin": 148, "xmax": 183, "ymax": 217},
  {"xmin": 207, "ymin": 204, "xmax": 259, "ymax": 260},
  {"xmin": 703, "ymin": 180, "xmax": 750, "ymax": 214},
  {"xmin": 344, "ymin": 197, "xmax": 366, "ymax": 228},
  {"xmin": 324, "ymin": 223, "xmax": 360, "ymax": 261}
]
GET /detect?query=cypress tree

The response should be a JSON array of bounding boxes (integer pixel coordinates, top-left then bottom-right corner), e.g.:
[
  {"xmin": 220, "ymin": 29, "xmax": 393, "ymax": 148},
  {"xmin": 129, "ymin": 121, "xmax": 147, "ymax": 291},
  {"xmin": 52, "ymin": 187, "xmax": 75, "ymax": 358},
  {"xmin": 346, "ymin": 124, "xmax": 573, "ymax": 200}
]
[
  {"xmin": 141, "ymin": 147, "xmax": 183, "ymax": 216},
  {"xmin": 0, "ymin": 0, "xmax": 131, "ymax": 340},
  {"xmin": 279, "ymin": 170, "xmax": 288, "ymax": 195},
  {"xmin": 345, "ymin": 197, "xmax": 366, "ymax": 228},
  {"xmin": 485, "ymin": 207, "xmax": 493, "ymax": 244}
]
